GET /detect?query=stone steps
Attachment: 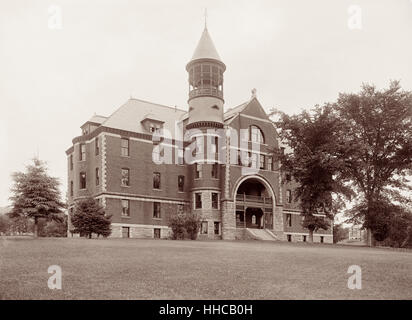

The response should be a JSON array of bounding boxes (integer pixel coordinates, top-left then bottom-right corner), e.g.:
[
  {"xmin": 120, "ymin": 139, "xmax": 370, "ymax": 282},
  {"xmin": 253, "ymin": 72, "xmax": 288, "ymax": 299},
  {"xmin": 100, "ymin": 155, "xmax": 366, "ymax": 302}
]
[{"xmin": 246, "ymin": 228, "xmax": 279, "ymax": 241}]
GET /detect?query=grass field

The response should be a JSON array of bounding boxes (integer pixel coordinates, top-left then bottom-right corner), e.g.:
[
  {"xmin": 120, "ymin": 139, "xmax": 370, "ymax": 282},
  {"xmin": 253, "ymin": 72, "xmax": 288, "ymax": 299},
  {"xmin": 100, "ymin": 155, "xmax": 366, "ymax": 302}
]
[{"xmin": 0, "ymin": 237, "xmax": 411, "ymax": 300}]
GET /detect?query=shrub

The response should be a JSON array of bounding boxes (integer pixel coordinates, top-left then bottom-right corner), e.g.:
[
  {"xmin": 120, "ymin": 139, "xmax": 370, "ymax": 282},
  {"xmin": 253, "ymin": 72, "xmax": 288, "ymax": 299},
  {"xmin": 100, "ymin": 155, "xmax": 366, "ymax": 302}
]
[{"xmin": 168, "ymin": 212, "xmax": 200, "ymax": 240}]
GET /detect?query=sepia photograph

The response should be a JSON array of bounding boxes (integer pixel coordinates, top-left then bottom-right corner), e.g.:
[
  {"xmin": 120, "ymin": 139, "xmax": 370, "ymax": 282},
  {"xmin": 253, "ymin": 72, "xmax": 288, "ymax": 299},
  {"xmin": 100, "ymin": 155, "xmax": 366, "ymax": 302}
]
[{"xmin": 0, "ymin": 0, "xmax": 411, "ymax": 313}]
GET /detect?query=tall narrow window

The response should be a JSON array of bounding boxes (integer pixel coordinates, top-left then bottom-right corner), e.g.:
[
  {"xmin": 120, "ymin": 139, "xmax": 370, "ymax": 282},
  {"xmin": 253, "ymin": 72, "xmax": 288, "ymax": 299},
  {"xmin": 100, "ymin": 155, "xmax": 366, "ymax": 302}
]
[
  {"xmin": 250, "ymin": 125, "xmax": 264, "ymax": 143},
  {"xmin": 214, "ymin": 222, "xmax": 220, "ymax": 235},
  {"xmin": 153, "ymin": 172, "xmax": 161, "ymax": 189},
  {"xmin": 121, "ymin": 138, "xmax": 129, "ymax": 156},
  {"xmin": 286, "ymin": 189, "xmax": 292, "ymax": 203},
  {"xmin": 201, "ymin": 221, "xmax": 208, "ymax": 234},
  {"xmin": 287, "ymin": 213, "xmax": 292, "ymax": 227},
  {"xmin": 121, "ymin": 168, "xmax": 130, "ymax": 186},
  {"xmin": 153, "ymin": 202, "xmax": 161, "ymax": 218},
  {"xmin": 211, "ymin": 163, "xmax": 218, "ymax": 178},
  {"xmin": 195, "ymin": 163, "xmax": 202, "ymax": 179},
  {"xmin": 178, "ymin": 175, "xmax": 185, "ymax": 192},
  {"xmin": 70, "ymin": 181, "xmax": 73, "ymax": 196},
  {"xmin": 69, "ymin": 154, "xmax": 73, "ymax": 170},
  {"xmin": 121, "ymin": 199, "xmax": 130, "ymax": 217},
  {"xmin": 211, "ymin": 192, "xmax": 218, "ymax": 209},
  {"xmin": 267, "ymin": 157, "xmax": 273, "ymax": 171},
  {"xmin": 195, "ymin": 193, "xmax": 202, "ymax": 209},
  {"xmin": 80, "ymin": 172, "xmax": 86, "ymax": 189},
  {"xmin": 250, "ymin": 153, "xmax": 258, "ymax": 168},
  {"xmin": 80, "ymin": 144, "xmax": 86, "ymax": 161},
  {"xmin": 95, "ymin": 137, "xmax": 99, "ymax": 155},
  {"xmin": 95, "ymin": 167, "xmax": 100, "ymax": 186},
  {"xmin": 259, "ymin": 154, "xmax": 265, "ymax": 170}
]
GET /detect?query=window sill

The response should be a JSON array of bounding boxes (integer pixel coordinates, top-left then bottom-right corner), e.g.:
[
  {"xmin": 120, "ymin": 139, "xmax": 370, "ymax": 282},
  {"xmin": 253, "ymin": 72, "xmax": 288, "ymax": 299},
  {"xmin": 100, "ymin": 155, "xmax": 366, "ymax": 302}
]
[
  {"xmin": 121, "ymin": 185, "xmax": 131, "ymax": 188},
  {"xmin": 121, "ymin": 216, "xmax": 131, "ymax": 219},
  {"xmin": 153, "ymin": 189, "xmax": 162, "ymax": 191},
  {"xmin": 152, "ymin": 217, "xmax": 162, "ymax": 221},
  {"xmin": 120, "ymin": 155, "xmax": 131, "ymax": 158}
]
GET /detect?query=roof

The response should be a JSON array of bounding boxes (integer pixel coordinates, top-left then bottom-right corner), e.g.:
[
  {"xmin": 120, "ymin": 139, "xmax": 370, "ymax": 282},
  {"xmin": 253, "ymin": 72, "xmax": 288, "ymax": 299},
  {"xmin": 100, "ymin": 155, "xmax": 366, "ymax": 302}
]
[
  {"xmin": 224, "ymin": 101, "xmax": 249, "ymax": 121},
  {"xmin": 88, "ymin": 115, "xmax": 107, "ymax": 124},
  {"xmin": 101, "ymin": 98, "xmax": 187, "ymax": 137},
  {"xmin": 190, "ymin": 27, "xmax": 222, "ymax": 63}
]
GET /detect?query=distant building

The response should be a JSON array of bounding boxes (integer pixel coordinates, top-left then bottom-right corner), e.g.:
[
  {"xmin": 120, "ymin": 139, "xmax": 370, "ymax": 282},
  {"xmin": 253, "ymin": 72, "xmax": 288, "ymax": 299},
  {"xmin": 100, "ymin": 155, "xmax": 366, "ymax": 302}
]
[
  {"xmin": 349, "ymin": 225, "xmax": 363, "ymax": 241},
  {"xmin": 65, "ymin": 24, "xmax": 333, "ymax": 243}
]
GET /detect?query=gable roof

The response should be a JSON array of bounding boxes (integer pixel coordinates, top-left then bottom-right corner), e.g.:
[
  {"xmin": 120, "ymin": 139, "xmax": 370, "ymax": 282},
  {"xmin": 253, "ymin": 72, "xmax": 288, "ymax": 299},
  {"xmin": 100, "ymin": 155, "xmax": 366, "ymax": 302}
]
[{"xmin": 101, "ymin": 98, "xmax": 187, "ymax": 137}]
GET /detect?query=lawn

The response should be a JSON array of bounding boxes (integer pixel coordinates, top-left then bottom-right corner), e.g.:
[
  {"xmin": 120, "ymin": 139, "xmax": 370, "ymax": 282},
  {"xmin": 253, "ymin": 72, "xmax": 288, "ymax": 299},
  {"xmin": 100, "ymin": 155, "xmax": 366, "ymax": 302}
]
[{"xmin": 0, "ymin": 237, "xmax": 411, "ymax": 299}]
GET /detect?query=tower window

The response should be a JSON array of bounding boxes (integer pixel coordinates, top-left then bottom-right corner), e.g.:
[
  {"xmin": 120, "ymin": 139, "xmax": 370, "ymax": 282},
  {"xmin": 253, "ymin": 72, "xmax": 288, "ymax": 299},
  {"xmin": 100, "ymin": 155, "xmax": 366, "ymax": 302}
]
[
  {"xmin": 69, "ymin": 154, "xmax": 73, "ymax": 170},
  {"xmin": 195, "ymin": 163, "xmax": 202, "ymax": 179},
  {"xmin": 259, "ymin": 154, "xmax": 265, "ymax": 170},
  {"xmin": 178, "ymin": 175, "xmax": 184, "ymax": 192},
  {"xmin": 121, "ymin": 168, "xmax": 130, "ymax": 186},
  {"xmin": 212, "ymin": 193, "xmax": 219, "ymax": 209},
  {"xmin": 214, "ymin": 222, "xmax": 220, "ymax": 235},
  {"xmin": 195, "ymin": 193, "xmax": 202, "ymax": 209},
  {"xmin": 286, "ymin": 214, "xmax": 292, "ymax": 227},
  {"xmin": 121, "ymin": 138, "xmax": 129, "ymax": 156},
  {"xmin": 79, "ymin": 172, "xmax": 86, "ymax": 189},
  {"xmin": 70, "ymin": 181, "xmax": 73, "ymax": 196},
  {"xmin": 201, "ymin": 221, "xmax": 208, "ymax": 234},
  {"xmin": 79, "ymin": 144, "xmax": 86, "ymax": 161},
  {"xmin": 153, "ymin": 172, "xmax": 161, "ymax": 189},
  {"xmin": 211, "ymin": 163, "xmax": 218, "ymax": 179}
]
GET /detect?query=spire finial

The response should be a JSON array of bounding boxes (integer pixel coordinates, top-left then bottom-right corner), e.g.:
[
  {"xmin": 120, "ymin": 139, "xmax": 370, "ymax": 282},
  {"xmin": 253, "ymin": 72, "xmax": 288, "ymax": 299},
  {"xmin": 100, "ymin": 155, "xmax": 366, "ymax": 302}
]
[
  {"xmin": 251, "ymin": 88, "xmax": 257, "ymax": 99},
  {"xmin": 204, "ymin": 8, "xmax": 208, "ymax": 29}
]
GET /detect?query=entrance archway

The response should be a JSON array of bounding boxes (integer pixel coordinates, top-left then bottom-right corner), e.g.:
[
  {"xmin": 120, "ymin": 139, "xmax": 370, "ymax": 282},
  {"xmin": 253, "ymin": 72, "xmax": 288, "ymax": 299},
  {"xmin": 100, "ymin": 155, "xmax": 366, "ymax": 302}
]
[{"xmin": 233, "ymin": 175, "xmax": 275, "ymax": 230}]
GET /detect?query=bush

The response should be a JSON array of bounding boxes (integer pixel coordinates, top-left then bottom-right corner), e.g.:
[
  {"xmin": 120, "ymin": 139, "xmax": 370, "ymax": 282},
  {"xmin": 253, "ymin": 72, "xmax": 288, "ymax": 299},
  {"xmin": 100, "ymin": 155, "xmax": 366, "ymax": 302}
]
[{"xmin": 168, "ymin": 213, "xmax": 200, "ymax": 240}]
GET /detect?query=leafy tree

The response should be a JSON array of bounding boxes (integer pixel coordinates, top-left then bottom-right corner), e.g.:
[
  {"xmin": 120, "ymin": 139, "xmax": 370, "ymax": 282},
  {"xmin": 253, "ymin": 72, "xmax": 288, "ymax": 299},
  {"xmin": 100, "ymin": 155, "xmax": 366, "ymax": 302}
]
[
  {"xmin": 184, "ymin": 213, "xmax": 201, "ymax": 240},
  {"xmin": 38, "ymin": 215, "xmax": 68, "ymax": 237},
  {"xmin": 168, "ymin": 207, "xmax": 200, "ymax": 240},
  {"xmin": 336, "ymin": 81, "xmax": 412, "ymax": 246},
  {"xmin": 9, "ymin": 159, "xmax": 65, "ymax": 237},
  {"xmin": 168, "ymin": 214, "xmax": 186, "ymax": 240},
  {"xmin": 273, "ymin": 105, "xmax": 353, "ymax": 242},
  {"xmin": 71, "ymin": 197, "xmax": 111, "ymax": 238}
]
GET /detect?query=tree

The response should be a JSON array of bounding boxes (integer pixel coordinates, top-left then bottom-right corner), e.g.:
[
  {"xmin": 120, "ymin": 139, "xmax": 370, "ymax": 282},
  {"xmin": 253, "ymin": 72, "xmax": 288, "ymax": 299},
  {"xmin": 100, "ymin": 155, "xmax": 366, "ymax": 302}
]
[
  {"xmin": 0, "ymin": 215, "xmax": 11, "ymax": 235},
  {"xmin": 273, "ymin": 105, "xmax": 353, "ymax": 242},
  {"xmin": 71, "ymin": 197, "xmax": 111, "ymax": 238},
  {"xmin": 9, "ymin": 158, "xmax": 65, "ymax": 237},
  {"xmin": 336, "ymin": 81, "xmax": 412, "ymax": 246},
  {"xmin": 168, "ymin": 206, "xmax": 200, "ymax": 240}
]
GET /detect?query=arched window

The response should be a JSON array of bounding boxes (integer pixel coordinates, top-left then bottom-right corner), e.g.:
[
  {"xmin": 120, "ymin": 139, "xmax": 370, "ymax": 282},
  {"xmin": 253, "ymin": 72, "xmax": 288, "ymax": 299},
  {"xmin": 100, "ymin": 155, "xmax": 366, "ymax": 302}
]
[{"xmin": 249, "ymin": 125, "xmax": 264, "ymax": 144}]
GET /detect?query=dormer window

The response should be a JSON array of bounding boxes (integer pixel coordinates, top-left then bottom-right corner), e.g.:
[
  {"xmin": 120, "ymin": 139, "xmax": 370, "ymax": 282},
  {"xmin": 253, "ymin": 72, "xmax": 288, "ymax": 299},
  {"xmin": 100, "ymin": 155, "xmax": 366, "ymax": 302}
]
[{"xmin": 141, "ymin": 117, "xmax": 164, "ymax": 134}]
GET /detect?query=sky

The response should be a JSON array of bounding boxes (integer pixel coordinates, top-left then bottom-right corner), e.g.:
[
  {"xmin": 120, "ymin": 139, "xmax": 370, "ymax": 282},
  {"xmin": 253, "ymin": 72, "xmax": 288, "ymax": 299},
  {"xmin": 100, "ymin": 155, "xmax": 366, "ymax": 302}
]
[{"xmin": 0, "ymin": 0, "xmax": 411, "ymax": 207}]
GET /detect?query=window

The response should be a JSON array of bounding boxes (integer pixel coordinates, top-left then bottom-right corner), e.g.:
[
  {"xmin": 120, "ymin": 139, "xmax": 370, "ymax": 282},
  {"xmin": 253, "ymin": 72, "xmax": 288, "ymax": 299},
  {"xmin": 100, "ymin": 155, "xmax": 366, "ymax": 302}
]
[
  {"xmin": 211, "ymin": 163, "xmax": 218, "ymax": 178},
  {"xmin": 259, "ymin": 154, "xmax": 265, "ymax": 170},
  {"xmin": 303, "ymin": 235, "xmax": 307, "ymax": 242},
  {"xmin": 195, "ymin": 193, "xmax": 202, "ymax": 209},
  {"xmin": 195, "ymin": 163, "xmax": 202, "ymax": 179},
  {"xmin": 320, "ymin": 236, "xmax": 324, "ymax": 243},
  {"xmin": 250, "ymin": 125, "xmax": 264, "ymax": 143},
  {"xmin": 287, "ymin": 234, "xmax": 292, "ymax": 242},
  {"xmin": 214, "ymin": 222, "xmax": 220, "ymax": 235},
  {"xmin": 122, "ymin": 227, "xmax": 130, "ymax": 238},
  {"xmin": 79, "ymin": 172, "xmax": 86, "ymax": 189},
  {"xmin": 212, "ymin": 193, "xmax": 218, "ymax": 209},
  {"xmin": 252, "ymin": 215, "xmax": 256, "ymax": 224},
  {"xmin": 177, "ymin": 149, "xmax": 184, "ymax": 165},
  {"xmin": 69, "ymin": 154, "xmax": 73, "ymax": 170},
  {"xmin": 121, "ymin": 199, "xmax": 130, "ymax": 216},
  {"xmin": 70, "ymin": 181, "xmax": 73, "ymax": 196},
  {"xmin": 153, "ymin": 172, "xmax": 161, "ymax": 189},
  {"xmin": 201, "ymin": 221, "xmax": 208, "ymax": 234},
  {"xmin": 178, "ymin": 175, "xmax": 184, "ymax": 192},
  {"xmin": 153, "ymin": 202, "xmax": 161, "ymax": 218},
  {"xmin": 95, "ymin": 168, "xmax": 100, "ymax": 186},
  {"xmin": 80, "ymin": 144, "xmax": 86, "ymax": 161},
  {"xmin": 250, "ymin": 153, "xmax": 258, "ymax": 168},
  {"xmin": 95, "ymin": 137, "xmax": 99, "ymax": 155},
  {"xmin": 267, "ymin": 157, "xmax": 273, "ymax": 171},
  {"xmin": 154, "ymin": 228, "xmax": 161, "ymax": 239},
  {"xmin": 121, "ymin": 138, "xmax": 129, "ymax": 156},
  {"xmin": 286, "ymin": 189, "xmax": 292, "ymax": 203},
  {"xmin": 121, "ymin": 168, "xmax": 130, "ymax": 186},
  {"xmin": 287, "ymin": 213, "xmax": 292, "ymax": 227}
]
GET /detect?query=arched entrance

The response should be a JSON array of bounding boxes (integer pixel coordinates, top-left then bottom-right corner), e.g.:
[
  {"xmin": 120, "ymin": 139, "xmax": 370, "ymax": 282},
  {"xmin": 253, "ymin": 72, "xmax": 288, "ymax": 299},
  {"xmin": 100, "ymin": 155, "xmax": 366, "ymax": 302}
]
[{"xmin": 233, "ymin": 176, "xmax": 274, "ymax": 230}]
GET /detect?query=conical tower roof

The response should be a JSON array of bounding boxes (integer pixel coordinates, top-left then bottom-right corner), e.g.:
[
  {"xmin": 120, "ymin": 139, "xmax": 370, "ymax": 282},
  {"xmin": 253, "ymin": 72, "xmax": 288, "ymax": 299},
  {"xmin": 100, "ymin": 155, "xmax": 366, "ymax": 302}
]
[{"xmin": 190, "ymin": 27, "xmax": 222, "ymax": 63}]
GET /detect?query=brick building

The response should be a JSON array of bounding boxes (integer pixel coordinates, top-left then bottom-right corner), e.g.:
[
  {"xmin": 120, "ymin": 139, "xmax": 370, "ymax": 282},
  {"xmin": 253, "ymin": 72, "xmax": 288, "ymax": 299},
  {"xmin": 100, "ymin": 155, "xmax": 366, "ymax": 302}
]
[{"xmin": 66, "ymin": 26, "xmax": 332, "ymax": 243}]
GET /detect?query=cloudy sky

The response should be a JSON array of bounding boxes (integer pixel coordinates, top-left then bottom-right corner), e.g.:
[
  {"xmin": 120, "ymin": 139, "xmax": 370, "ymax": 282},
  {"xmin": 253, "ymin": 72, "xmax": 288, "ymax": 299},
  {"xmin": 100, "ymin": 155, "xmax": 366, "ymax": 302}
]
[{"xmin": 0, "ymin": 0, "xmax": 411, "ymax": 207}]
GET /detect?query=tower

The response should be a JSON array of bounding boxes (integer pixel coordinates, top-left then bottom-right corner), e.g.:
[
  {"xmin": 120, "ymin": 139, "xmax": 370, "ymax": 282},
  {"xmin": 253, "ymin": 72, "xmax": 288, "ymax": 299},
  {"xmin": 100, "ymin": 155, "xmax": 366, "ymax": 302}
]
[
  {"xmin": 186, "ymin": 25, "xmax": 226, "ymax": 239},
  {"xmin": 186, "ymin": 26, "xmax": 226, "ymax": 129}
]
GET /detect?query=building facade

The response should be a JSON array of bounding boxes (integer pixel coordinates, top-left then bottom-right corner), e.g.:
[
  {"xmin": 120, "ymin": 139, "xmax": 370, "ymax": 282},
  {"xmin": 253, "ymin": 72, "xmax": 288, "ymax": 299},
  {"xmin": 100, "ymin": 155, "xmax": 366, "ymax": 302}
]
[{"xmin": 66, "ymin": 26, "xmax": 332, "ymax": 243}]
